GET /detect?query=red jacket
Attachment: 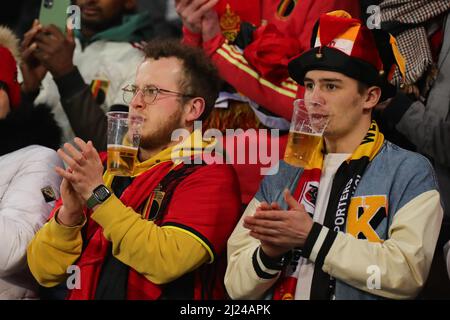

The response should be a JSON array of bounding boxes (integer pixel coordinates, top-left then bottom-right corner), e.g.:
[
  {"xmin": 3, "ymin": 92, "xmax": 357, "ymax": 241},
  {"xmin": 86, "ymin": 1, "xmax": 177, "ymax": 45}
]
[
  {"xmin": 183, "ymin": 1, "xmax": 360, "ymax": 205},
  {"xmin": 49, "ymin": 155, "xmax": 241, "ymax": 300}
]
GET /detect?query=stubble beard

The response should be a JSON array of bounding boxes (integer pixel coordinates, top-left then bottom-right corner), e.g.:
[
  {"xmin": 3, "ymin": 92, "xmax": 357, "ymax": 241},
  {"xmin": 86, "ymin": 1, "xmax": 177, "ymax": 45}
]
[{"xmin": 139, "ymin": 110, "xmax": 184, "ymax": 151}]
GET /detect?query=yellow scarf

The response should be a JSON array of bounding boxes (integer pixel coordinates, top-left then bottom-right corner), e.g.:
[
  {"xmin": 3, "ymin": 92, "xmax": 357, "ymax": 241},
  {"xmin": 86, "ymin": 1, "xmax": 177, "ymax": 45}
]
[
  {"xmin": 103, "ymin": 129, "xmax": 218, "ymax": 188},
  {"xmin": 275, "ymin": 120, "xmax": 385, "ymax": 300},
  {"xmin": 305, "ymin": 120, "xmax": 384, "ymax": 170}
]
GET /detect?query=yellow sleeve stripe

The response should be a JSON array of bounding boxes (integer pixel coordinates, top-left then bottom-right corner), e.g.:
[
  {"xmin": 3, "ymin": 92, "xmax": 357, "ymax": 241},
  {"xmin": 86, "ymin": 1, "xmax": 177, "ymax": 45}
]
[
  {"xmin": 224, "ymin": 43, "xmax": 299, "ymax": 93},
  {"xmin": 224, "ymin": 43, "xmax": 249, "ymax": 65},
  {"xmin": 225, "ymin": 45, "xmax": 300, "ymax": 90},
  {"xmin": 161, "ymin": 225, "xmax": 215, "ymax": 264},
  {"xmin": 223, "ymin": 43, "xmax": 299, "ymax": 93},
  {"xmin": 224, "ymin": 44, "xmax": 298, "ymax": 92},
  {"xmin": 282, "ymin": 78, "xmax": 299, "ymax": 91},
  {"xmin": 218, "ymin": 44, "xmax": 298, "ymax": 98}
]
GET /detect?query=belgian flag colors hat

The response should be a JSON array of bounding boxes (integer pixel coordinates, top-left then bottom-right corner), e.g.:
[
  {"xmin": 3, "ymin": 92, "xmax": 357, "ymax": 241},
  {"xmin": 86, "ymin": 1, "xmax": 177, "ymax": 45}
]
[{"xmin": 288, "ymin": 10, "xmax": 406, "ymax": 101}]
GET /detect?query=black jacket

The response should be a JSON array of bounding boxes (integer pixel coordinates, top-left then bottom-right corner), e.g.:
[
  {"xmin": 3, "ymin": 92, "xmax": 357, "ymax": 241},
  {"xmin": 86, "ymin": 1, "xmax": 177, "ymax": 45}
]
[{"xmin": 0, "ymin": 104, "xmax": 62, "ymax": 157}]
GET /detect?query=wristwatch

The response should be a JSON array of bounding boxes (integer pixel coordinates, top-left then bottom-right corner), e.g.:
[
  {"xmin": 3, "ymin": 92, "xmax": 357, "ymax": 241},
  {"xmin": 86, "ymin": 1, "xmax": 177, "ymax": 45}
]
[{"xmin": 86, "ymin": 184, "xmax": 112, "ymax": 209}]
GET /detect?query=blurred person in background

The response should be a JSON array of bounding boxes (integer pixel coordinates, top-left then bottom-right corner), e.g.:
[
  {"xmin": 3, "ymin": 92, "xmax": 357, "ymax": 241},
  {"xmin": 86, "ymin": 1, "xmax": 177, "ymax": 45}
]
[
  {"xmin": 372, "ymin": 1, "xmax": 450, "ymax": 299},
  {"xmin": 21, "ymin": 0, "xmax": 179, "ymax": 150}
]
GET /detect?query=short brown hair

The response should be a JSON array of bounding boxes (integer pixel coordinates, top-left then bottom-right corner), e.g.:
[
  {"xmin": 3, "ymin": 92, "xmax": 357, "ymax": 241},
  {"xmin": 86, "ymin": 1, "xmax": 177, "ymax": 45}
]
[{"xmin": 143, "ymin": 39, "xmax": 221, "ymax": 121}]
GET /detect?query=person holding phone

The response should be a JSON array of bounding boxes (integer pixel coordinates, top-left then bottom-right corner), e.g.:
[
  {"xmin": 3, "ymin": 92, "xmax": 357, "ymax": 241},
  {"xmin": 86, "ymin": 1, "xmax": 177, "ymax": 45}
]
[
  {"xmin": 225, "ymin": 11, "xmax": 443, "ymax": 300},
  {"xmin": 20, "ymin": 0, "xmax": 178, "ymax": 149}
]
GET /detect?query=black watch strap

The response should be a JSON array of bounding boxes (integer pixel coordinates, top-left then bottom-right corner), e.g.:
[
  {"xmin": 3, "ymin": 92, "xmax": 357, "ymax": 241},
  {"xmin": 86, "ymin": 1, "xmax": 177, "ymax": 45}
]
[
  {"xmin": 259, "ymin": 247, "xmax": 287, "ymax": 270},
  {"xmin": 86, "ymin": 184, "xmax": 111, "ymax": 209}
]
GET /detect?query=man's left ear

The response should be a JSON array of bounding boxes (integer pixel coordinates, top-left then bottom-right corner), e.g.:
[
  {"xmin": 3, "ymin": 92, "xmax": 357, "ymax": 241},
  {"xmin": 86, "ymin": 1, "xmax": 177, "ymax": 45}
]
[
  {"xmin": 363, "ymin": 86, "xmax": 382, "ymax": 111},
  {"xmin": 185, "ymin": 97, "xmax": 206, "ymax": 122}
]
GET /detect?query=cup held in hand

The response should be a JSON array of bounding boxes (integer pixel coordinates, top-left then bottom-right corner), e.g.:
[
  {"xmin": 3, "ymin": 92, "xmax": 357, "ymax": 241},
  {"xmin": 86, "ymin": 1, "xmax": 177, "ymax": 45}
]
[
  {"xmin": 284, "ymin": 99, "xmax": 329, "ymax": 168},
  {"xmin": 106, "ymin": 111, "xmax": 143, "ymax": 176}
]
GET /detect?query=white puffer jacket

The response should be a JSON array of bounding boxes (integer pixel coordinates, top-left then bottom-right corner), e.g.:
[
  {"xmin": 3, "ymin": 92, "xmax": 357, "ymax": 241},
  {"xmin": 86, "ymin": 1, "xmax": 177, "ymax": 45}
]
[{"xmin": 0, "ymin": 145, "xmax": 62, "ymax": 299}]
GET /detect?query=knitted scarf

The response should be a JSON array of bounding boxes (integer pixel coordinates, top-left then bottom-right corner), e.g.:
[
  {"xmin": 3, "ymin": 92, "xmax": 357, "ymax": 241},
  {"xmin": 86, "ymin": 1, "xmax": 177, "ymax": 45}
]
[{"xmin": 273, "ymin": 121, "xmax": 384, "ymax": 300}]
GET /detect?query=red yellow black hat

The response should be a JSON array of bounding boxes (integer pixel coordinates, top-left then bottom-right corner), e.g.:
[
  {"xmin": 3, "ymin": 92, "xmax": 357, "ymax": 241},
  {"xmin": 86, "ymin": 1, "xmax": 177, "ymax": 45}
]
[{"xmin": 288, "ymin": 10, "xmax": 406, "ymax": 101}]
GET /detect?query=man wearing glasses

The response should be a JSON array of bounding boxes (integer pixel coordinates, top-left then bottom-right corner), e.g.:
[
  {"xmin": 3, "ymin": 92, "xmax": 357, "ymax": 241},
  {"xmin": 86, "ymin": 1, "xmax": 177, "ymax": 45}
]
[{"xmin": 26, "ymin": 40, "xmax": 242, "ymax": 300}]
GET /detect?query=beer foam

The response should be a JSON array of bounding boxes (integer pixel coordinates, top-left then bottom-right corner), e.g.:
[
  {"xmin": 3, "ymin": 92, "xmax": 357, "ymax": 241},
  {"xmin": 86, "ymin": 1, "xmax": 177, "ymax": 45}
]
[
  {"xmin": 289, "ymin": 131, "xmax": 323, "ymax": 137},
  {"xmin": 107, "ymin": 144, "xmax": 138, "ymax": 150}
]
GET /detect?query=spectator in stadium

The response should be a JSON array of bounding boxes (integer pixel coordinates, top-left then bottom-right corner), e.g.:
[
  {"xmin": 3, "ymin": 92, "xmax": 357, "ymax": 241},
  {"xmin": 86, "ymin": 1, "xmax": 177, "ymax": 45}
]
[
  {"xmin": 27, "ymin": 40, "xmax": 241, "ymax": 300},
  {"xmin": 21, "ymin": 0, "xmax": 179, "ymax": 149},
  {"xmin": 374, "ymin": 1, "xmax": 450, "ymax": 299},
  {"xmin": 225, "ymin": 11, "xmax": 443, "ymax": 300}
]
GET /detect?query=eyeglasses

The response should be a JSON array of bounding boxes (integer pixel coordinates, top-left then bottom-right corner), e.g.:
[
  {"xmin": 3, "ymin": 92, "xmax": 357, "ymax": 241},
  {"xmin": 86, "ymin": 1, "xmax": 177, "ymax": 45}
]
[{"xmin": 122, "ymin": 84, "xmax": 196, "ymax": 105}]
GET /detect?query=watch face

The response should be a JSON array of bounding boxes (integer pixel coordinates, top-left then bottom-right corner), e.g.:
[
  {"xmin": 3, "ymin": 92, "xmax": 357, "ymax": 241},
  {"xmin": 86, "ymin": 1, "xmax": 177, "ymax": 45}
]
[{"xmin": 94, "ymin": 185, "xmax": 111, "ymax": 201}]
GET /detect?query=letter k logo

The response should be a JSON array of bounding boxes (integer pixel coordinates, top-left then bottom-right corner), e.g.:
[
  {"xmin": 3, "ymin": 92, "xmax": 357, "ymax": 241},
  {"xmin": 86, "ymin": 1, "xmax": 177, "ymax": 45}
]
[{"xmin": 346, "ymin": 195, "xmax": 388, "ymax": 242}]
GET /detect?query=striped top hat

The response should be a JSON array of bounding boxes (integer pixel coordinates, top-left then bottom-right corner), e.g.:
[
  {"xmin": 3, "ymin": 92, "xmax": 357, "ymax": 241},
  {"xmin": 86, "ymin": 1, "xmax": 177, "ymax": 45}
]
[{"xmin": 288, "ymin": 10, "xmax": 406, "ymax": 101}]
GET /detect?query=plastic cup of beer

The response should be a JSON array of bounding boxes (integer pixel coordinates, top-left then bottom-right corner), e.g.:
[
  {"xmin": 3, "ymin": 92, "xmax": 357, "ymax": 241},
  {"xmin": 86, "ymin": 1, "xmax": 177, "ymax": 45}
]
[
  {"xmin": 284, "ymin": 99, "xmax": 329, "ymax": 167},
  {"xmin": 106, "ymin": 111, "xmax": 143, "ymax": 176}
]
